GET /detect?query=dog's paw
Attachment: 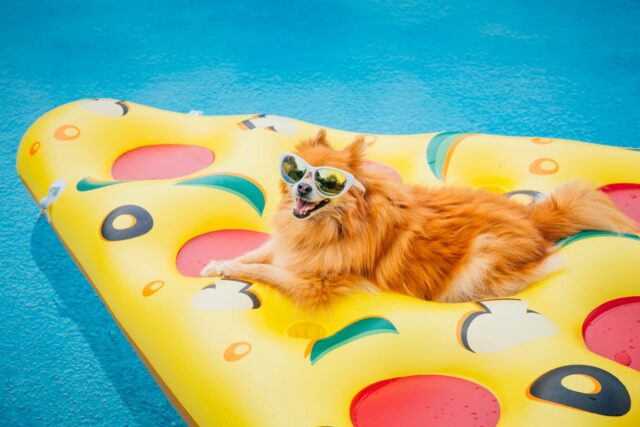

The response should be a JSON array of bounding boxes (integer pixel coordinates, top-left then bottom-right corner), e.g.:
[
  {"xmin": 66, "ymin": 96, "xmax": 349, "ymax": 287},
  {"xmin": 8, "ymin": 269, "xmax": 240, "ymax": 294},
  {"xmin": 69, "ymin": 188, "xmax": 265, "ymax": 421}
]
[
  {"xmin": 200, "ymin": 260, "xmax": 244, "ymax": 278},
  {"xmin": 200, "ymin": 260, "xmax": 222, "ymax": 277},
  {"xmin": 217, "ymin": 261, "xmax": 244, "ymax": 277}
]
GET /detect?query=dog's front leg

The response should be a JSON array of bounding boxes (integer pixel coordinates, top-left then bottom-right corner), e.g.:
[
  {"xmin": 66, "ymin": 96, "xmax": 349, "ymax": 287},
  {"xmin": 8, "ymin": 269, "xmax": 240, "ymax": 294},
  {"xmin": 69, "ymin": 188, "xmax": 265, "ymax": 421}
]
[
  {"xmin": 205, "ymin": 262, "xmax": 364, "ymax": 306},
  {"xmin": 233, "ymin": 239, "xmax": 274, "ymax": 264},
  {"xmin": 200, "ymin": 240, "xmax": 274, "ymax": 277},
  {"xmin": 205, "ymin": 261, "xmax": 301, "ymax": 293}
]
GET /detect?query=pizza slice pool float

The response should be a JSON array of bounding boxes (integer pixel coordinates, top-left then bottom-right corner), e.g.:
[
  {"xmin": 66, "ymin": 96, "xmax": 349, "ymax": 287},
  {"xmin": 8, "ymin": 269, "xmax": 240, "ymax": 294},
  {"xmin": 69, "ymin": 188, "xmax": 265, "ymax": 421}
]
[{"xmin": 17, "ymin": 99, "xmax": 640, "ymax": 426}]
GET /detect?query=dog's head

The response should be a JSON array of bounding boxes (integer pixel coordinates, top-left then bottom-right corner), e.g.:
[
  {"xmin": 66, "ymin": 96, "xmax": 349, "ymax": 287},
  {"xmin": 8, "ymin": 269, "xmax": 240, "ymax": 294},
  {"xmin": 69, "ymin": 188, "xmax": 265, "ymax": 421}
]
[{"xmin": 278, "ymin": 129, "xmax": 369, "ymax": 222}]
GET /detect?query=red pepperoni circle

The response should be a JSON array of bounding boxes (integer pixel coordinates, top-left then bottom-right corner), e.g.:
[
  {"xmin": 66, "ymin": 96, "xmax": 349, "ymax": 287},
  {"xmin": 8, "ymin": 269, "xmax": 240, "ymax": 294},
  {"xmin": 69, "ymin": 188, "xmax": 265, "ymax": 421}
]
[
  {"xmin": 583, "ymin": 296, "xmax": 640, "ymax": 372},
  {"xmin": 112, "ymin": 144, "xmax": 214, "ymax": 180},
  {"xmin": 176, "ymin": 229, "xmax": 270, "ymax": 277},
  {"xmin": 350, "ymin": 375, "xmax": 500, "ymax": 427},
  {"xmin": 600, "ymin": 183, "xmax": 640, "ymax": 223}
]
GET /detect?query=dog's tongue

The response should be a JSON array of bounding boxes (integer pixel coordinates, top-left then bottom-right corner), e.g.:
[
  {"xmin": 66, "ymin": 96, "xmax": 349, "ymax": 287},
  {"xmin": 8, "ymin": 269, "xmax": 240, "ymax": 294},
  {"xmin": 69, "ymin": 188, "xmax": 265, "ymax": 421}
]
[{"xmin": 295, "ymin": 198, "xmax": 315, "ymax": 213}]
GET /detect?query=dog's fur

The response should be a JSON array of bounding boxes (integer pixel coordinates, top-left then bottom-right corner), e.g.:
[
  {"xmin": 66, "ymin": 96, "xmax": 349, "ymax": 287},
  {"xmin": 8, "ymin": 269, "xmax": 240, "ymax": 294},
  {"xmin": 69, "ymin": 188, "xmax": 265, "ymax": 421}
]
[{"xmin": 201, "ymin": 130, "xmax": 637, "ymax": 307}]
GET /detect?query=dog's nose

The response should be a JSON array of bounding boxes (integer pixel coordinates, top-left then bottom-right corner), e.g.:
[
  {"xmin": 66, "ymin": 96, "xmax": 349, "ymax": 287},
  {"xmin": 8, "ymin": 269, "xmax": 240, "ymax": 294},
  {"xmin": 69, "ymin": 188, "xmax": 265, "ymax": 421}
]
[{"xmin": 296, "ymin": 182, "xmax": 312, "ymax": 195}]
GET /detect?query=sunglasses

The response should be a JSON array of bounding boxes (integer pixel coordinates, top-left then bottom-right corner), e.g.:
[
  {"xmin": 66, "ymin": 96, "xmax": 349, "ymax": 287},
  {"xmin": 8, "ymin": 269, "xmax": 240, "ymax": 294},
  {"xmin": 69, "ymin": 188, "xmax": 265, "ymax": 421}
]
[{"xmin": 279, "ymin": 153, "xmax": 366, "ymax": 197}]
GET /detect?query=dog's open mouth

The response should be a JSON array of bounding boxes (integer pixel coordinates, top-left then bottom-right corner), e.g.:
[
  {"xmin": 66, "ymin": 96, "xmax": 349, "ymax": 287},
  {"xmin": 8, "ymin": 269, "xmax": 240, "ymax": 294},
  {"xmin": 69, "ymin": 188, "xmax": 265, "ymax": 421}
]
[{"xmin": 293, "ymin": 198, "xmax": 330, "ymax": 218}]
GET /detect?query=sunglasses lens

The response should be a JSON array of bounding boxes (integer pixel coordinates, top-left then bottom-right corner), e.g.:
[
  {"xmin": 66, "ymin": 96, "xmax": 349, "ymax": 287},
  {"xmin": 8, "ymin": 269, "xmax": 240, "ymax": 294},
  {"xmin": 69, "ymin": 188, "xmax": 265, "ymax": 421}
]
[
  {"xmin": 315, "ymin": 169, "xmax": 348, "ymax": 196},
  {"xmin": 281, "ymin": 155, "xmax": 307, "ymax": 184}
]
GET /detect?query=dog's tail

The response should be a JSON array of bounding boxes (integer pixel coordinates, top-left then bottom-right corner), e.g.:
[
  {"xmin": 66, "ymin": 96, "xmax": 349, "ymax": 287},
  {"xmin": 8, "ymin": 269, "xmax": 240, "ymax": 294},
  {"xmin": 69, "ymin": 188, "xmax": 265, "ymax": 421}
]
[{"xmin": 526, "ymin": 181, "xmax": 637, "ymax": 242}]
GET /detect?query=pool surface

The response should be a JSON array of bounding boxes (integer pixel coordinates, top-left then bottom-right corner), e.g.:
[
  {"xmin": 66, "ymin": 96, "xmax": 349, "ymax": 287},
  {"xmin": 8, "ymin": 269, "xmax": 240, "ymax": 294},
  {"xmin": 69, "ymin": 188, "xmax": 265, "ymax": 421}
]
[{"xmin": 1, "ymin": 0, "xmax": 639, "ymax": 425}]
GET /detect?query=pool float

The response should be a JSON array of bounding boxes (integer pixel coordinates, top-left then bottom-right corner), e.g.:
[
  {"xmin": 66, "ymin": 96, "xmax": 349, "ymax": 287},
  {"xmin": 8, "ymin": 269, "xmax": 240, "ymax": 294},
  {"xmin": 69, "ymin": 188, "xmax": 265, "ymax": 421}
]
[{"xmin": 17, "ymin": 99, "xmax": 640, "ymax": 426}]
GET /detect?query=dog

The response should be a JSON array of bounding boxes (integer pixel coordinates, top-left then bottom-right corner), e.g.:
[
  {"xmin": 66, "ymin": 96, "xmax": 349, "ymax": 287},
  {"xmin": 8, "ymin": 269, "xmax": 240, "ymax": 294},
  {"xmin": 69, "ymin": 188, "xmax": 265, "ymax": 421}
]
[{"xmin": 201, "ymin": 130, "xmax": 637, "ymax": 307}]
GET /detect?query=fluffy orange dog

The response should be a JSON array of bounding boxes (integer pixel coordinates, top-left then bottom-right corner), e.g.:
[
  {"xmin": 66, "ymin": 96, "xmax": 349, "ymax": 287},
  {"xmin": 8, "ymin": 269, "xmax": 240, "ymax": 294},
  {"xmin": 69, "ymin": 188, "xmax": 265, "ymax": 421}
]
[{"xmin": 201, "ymin": 130, "xmax": 636, "ymax": 306}]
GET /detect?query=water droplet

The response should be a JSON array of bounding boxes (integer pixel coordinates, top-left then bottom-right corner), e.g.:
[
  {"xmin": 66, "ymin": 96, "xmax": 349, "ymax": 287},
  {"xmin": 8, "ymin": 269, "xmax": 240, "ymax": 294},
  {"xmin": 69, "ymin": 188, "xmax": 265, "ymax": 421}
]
[{"xmin": 615, "ymin": 351, "xmax": 632, "ymax": 366}]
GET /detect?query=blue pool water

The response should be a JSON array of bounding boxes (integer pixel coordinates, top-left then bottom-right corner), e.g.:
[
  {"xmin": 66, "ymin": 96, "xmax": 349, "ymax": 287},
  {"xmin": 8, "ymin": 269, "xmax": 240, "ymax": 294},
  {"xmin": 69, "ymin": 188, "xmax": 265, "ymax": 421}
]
[{"xmin": 1, "ymin": 0, "xmax": 639, "ymax": 424}]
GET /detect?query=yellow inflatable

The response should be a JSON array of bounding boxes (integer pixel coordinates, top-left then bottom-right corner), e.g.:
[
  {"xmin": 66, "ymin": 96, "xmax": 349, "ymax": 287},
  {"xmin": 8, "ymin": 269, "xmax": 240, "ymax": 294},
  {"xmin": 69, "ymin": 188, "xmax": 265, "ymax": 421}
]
[{"xmin": 17, "ymin": 99, "xmax": 640, "ymax": 426}]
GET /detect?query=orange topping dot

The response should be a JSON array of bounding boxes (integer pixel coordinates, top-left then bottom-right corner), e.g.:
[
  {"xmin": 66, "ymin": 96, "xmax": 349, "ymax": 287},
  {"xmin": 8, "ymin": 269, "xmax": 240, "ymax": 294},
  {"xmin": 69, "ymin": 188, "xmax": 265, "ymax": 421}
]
[
  {"xmin": 142, "ymin": 280, "xmax": 165, "ymax": 297},
  {"xmin": 529, "ymin": 158, "xmax": 559, "ymax": 175},
  {"xmin": 54, "ymin": 125, "xmax": 81, "ymax": 141},
  {"xmin": 29, "ymin": 141, "xmax": 41, "ymax": 155},
  {"xmin": 224, "ymin": 342, "xmax": 252, "ymax": 361}
]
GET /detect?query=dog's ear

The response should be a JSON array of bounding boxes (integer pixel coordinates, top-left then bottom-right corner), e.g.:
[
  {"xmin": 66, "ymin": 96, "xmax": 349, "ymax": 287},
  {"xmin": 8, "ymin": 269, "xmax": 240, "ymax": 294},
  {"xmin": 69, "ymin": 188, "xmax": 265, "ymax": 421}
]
[
  {"xmin": 344, "ymin": 134, "xmax": 368, "ymax": 163},
  {"xmin": 309, "ymin": 129, "xmax": 329, "ymax": 147}
]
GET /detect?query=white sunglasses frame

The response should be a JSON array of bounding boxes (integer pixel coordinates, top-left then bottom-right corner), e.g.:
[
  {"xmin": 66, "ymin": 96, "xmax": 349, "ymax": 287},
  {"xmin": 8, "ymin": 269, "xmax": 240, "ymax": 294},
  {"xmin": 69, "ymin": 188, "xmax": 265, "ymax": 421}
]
[{"xmin": 279, "ymin": 152, "xmax": 366, "ymax": 197}]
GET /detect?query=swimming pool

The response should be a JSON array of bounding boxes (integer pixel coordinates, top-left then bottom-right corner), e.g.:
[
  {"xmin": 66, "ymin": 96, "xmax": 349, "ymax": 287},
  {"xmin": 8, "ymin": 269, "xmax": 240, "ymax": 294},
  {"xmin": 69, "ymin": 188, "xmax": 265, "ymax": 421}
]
[{"xmin": 2, "ymin": 0, "xmax": 639, "ymax": 424}]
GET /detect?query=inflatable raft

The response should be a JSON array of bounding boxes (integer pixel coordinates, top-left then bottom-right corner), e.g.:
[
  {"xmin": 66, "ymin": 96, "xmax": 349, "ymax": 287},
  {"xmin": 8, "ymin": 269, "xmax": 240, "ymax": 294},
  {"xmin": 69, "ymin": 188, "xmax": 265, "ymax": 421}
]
[{"xmin": 17, "ymin": 99, "xmax": 640, "ymax": 426}]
